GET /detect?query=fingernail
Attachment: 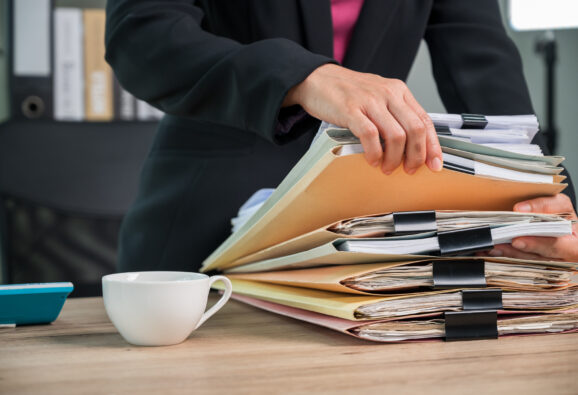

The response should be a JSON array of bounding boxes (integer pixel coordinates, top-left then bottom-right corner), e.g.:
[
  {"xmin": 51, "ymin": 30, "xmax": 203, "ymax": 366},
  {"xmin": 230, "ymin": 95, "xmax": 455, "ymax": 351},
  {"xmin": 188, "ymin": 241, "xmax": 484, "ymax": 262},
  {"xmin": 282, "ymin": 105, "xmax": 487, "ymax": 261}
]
[
  {"xmin": 512, "ymin": 240, "xmax": 526, "ymax": 250},
  {"xmin": 431, "ymin": 157, "xmax": 442, "ymax": 172},
  {"xmin": 489, "ymin": 249, "xmax": 503, "ymax": 257},
  {"xmin": 406, "ymin": 168, "xmax": 416, "ymax": 175},
  {"xmin": 371, "ymin": 160, "xmax": 380, "ymax": 168},
  {"xmin": 515, "ymin": 203, "xmax": 531, "ymax": 212}
]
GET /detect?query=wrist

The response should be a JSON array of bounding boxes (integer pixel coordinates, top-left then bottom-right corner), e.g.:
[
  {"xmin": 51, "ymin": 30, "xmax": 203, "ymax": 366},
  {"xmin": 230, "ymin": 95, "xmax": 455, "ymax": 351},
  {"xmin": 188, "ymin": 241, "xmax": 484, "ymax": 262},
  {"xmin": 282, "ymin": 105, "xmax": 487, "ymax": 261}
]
[
  {"xmin": 282, "ymin": 63, "xmax": 337, "ymax": 108},
  {"xmin": 282, "ymin": 85, "xmax": 301, "ymax": 107}
]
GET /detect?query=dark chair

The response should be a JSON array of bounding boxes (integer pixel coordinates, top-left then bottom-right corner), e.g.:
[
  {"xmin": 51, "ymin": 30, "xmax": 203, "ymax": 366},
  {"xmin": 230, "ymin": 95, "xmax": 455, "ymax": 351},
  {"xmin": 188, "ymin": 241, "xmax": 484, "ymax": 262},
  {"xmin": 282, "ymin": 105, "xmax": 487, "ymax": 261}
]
[{"xmin": 0, "ymin": 120, "xmax": 156, "ymax": 296}]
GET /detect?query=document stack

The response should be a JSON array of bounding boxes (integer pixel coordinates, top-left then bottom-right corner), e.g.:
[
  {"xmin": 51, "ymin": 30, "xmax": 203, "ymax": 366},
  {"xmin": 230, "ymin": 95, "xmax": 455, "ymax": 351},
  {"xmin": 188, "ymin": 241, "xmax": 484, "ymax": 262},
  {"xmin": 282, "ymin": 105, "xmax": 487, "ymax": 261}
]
[{"xmin": 203, "ymin": 113, "xmax": 578, "ymax": 343}]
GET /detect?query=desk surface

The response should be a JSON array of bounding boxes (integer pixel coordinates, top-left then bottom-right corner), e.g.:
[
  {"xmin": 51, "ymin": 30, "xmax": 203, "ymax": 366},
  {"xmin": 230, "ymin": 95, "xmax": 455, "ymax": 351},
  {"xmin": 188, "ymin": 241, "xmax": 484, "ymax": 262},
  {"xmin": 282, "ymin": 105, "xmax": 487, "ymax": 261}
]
[{"xmin": 1, "ymin": 295, "xmax": 577, "ymax": 394}]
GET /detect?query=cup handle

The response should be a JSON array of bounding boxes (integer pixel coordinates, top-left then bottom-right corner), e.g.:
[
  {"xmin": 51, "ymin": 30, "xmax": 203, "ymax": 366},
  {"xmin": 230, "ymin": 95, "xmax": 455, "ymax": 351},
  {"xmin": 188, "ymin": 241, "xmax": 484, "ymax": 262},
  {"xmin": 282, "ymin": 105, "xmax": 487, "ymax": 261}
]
[{"xmin": 194, "ymin": 275, "xmax": 233, "ymax": 330}]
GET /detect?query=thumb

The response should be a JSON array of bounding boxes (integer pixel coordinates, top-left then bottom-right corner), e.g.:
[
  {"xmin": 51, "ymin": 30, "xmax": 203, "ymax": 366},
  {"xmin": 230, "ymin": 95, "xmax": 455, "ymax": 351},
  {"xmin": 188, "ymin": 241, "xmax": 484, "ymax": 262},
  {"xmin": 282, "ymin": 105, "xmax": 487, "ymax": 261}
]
[{"xmin": 514, "ymin": 194, "xmax": 574, "ymax": 216}]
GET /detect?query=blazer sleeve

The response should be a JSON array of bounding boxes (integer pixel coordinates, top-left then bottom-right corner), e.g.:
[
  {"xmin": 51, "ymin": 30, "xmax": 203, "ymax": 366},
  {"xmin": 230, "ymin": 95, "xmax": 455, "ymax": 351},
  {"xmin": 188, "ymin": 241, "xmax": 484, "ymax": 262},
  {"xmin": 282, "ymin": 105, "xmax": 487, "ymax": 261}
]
[
  {"xmin": 424, "ymin": 0, "xmax": 575, "ymax": 207},
  {"xmin": 104, "ymin": 0, "xmax": 333, "ymax": 142}
]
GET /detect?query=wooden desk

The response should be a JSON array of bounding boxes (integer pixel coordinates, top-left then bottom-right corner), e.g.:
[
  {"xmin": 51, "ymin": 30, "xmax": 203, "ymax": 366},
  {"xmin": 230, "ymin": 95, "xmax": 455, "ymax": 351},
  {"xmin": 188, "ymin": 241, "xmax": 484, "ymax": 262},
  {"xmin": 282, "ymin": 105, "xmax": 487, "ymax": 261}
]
[{"xmin": 1, "ymin": 295, "xmax": 577, "ymax": 394}]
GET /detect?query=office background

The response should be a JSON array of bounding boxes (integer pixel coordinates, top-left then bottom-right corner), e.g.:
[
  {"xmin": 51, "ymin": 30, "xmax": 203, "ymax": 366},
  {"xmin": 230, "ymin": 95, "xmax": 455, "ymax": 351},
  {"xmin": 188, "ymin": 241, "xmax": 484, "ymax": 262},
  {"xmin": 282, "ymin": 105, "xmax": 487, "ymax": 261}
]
[{"xmin": 0, "ymin": 0, "xmax": 576, "ymax": 284}]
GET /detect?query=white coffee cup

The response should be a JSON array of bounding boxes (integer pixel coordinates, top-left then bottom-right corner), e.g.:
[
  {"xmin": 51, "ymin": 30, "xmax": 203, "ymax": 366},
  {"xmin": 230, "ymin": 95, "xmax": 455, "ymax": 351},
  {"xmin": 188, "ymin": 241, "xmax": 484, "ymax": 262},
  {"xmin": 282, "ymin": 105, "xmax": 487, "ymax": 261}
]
[{"xmin": 102, "ymin": 271, "xmax": 232, "ymax": 346}]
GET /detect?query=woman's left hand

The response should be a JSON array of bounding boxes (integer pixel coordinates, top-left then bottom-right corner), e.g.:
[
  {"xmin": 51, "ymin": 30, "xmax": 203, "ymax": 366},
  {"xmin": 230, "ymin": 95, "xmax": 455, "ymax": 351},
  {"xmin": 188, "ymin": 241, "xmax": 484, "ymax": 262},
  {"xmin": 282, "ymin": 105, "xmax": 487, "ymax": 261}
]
[{"xmin": 483, "ymin": 194, "xmax": 578, "ymax": 262}]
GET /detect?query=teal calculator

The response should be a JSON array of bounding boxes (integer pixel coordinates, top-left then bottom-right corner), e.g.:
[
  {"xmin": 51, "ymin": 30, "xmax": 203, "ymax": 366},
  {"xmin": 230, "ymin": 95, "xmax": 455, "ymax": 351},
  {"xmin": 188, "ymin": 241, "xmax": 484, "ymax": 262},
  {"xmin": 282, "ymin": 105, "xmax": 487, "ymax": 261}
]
[{"xmin": 0, "ymin": 282, "xmax": 74, "ymax": 325}]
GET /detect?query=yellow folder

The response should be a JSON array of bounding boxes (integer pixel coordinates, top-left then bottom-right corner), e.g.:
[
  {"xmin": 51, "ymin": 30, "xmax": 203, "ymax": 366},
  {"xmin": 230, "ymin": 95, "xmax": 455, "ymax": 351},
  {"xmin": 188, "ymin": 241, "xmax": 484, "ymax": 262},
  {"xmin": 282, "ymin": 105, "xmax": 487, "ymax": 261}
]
[
  {"xmin": 216, "ymin": 278, "xmax": 578, "ymax": 321},
  {"xmin": 221, "ymin": 278, "xmax": 423, "ymax": 320},
  {"xmin": 231, "ymin": 293, "xmax": 578, "ymax": 343},
  {"xmin": 202, "ymin": 130, "xmax": 566, "ymax": 272}
]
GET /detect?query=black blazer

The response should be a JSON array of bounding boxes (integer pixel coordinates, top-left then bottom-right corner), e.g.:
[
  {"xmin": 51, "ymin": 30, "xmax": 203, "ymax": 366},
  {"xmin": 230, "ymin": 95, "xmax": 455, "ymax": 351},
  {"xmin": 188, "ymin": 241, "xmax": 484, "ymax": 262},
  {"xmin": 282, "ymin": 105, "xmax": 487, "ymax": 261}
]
[{"xmin": 105, "ymin": 0, "xmax": 575, "ymax": 272}]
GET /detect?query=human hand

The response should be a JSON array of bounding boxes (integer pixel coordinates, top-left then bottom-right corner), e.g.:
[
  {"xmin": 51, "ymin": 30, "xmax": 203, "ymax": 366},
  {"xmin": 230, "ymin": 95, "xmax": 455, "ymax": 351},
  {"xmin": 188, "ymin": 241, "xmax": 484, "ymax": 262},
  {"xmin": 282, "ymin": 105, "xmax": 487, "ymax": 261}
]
[
  {"xmin": 484, "ymin": 194, "xmax": 578, "ymax": 262},
  {"xmin": 283, "ymin": 64, "xmax": 443, "ymax": 175}
]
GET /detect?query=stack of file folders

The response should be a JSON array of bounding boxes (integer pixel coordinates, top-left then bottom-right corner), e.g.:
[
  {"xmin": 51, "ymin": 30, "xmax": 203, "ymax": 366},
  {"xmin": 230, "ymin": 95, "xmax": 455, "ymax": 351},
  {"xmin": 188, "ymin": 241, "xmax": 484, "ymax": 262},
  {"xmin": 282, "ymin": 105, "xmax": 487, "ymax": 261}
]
[{"xmin": 203, "ymin": 113, "xmax": 578, "ymax": 343}]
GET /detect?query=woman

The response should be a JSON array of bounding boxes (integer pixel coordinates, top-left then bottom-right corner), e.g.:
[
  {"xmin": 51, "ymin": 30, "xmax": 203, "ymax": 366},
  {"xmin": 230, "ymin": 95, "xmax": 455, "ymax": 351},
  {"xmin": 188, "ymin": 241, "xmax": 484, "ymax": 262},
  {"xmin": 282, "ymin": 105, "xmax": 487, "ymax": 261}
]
[{"xmin": 105, "ymin": 0, "xmax": 578, "ymax": 272}]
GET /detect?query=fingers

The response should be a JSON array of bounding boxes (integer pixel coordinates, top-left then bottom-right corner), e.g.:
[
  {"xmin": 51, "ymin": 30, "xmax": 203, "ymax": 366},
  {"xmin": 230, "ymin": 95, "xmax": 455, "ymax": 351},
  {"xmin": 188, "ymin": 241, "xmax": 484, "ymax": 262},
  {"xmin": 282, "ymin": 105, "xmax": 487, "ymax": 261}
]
[
  {"xmin": 484, "ymin": 243, "xmax": 554, "ymax": 261},
  {"xmin": 386, "ymin": 100, "xmax": 426, "ymax": 174},
  {"xmin": 371, "ymin": 79, "xmax": 440, "ymax": 175},
  {"xmin": 348, "ymin": 111, "xmax": 382, "ymax": 167},
  {"xmin": 292, "ymin": 66, "xmax": 442, "ymax": 174},
  {"xmin": 510, "ymin": 194, "xmax": 578, "ymax": 262},
  {"xmin": 365, "ymin": 108, "xmax": 406, "ymax": 174},
  {"xmin": 403, "ymin": 91, "xmax": 443, "ymax": 172},
  {"xmin": 511, "ymin": 236, "xmax": 560, "ymax": 259},
  {"xmin": 425, "ymin": 126, "xmax": 443, "ymax": 171},
  {"xmin": 514, "ymin": 193, "xmax": 575, "ymax": 216},
  {"xmin": 480, "ymin": 236, "xmax": 576, "ymax": 262},
  {"xmin": 511, "ymin": 235, "xmax": 578, "ymax": 261}
]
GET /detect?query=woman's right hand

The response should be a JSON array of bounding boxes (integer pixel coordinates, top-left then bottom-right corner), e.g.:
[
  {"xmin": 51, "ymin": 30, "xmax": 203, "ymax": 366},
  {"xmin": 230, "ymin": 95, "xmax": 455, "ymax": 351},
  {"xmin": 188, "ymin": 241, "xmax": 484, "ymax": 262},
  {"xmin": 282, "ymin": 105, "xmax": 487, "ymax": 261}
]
[{"xmin": 283, "ymin": 64, "xmax": 443, "ymax": 175}]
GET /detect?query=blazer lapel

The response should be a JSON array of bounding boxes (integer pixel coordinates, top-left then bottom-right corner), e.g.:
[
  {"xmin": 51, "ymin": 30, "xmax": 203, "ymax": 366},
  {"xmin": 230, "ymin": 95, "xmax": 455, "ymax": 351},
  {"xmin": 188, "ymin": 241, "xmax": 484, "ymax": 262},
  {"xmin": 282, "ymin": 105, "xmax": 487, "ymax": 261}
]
[
  {"xmin": 297, "ymin": 0, "xmax": 334, "ymax": 58},
  {"xmin": 342, "ymin": 0, "xmax": 402, "ymax": 70}
]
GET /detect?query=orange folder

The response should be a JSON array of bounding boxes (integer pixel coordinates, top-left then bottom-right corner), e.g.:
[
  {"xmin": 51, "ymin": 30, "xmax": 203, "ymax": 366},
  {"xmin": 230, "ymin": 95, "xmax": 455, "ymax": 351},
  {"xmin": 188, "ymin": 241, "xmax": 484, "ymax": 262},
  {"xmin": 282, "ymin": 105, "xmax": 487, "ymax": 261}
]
[
  {"xmin": 202, "ymin": 130, "xmax": 566, "ymax": 272},
  {"xmin": 227, "ymin": 259, "xmax": 578, "ymax": 295}
]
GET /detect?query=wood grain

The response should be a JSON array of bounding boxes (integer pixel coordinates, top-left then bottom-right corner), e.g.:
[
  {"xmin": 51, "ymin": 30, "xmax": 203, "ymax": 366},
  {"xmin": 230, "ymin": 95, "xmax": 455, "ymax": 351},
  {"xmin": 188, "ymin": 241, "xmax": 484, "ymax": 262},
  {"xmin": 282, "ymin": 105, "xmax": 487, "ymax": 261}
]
[{"xmin": 1, "ymin": 295, "xmax": 577, "ymax": 395}]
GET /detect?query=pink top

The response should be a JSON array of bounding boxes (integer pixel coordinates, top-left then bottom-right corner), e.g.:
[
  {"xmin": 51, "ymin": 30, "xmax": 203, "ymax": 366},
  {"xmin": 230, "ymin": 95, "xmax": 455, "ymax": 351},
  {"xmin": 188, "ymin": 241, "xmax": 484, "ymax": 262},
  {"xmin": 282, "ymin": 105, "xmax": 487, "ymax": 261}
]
[{"xmin": 331, "ymin": 0, "xmax": 365, "ymax": 63}]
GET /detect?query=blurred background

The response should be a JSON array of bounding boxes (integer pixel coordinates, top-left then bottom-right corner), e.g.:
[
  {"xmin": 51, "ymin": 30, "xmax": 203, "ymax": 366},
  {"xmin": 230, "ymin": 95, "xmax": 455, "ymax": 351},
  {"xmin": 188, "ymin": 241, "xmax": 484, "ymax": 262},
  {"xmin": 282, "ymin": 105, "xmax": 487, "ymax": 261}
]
[{"xmin": 0, "ymin": 0, "xmax": 576, "ymax": 294}]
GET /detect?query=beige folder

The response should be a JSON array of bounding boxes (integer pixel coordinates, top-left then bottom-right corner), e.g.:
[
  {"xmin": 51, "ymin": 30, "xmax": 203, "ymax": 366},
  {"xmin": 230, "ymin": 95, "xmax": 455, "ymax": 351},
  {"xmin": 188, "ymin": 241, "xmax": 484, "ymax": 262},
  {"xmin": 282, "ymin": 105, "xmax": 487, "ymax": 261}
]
[
  {"xmin": 231, "ymin": 211, "xmax": 570, "ymax": 268},
  {"xmin": 231, "ymin": 293, "xmax": 578, "ymax": 343},
  {"xmin": 201, "ymin": 130, "xmax": 566, "ymax": 272},
  {"xmin": 225, "ymin": 237, "xmax": 575, "ymax": 274},
  {"xmin": 227, "ymin": 259, "xmax": 578, "ymax": 295},
  {"xmin": 217, "ymin": 278, "xmax": 578, "ymax": 321}
]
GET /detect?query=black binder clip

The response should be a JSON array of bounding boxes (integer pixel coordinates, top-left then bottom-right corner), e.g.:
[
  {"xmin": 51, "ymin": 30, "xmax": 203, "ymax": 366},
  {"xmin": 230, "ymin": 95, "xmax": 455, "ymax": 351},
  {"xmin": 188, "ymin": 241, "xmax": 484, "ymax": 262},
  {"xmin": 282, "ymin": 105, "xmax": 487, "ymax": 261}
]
[
  {"xmin": 392, "ymin": 211, "xmax": 436, "ymax": 235},
  {"xmin": 437, "ymin": 226, "xmax": 493, "ymax": 256},
  {"xmin": 444, "ymin": 311, "xmax": 498, "ymax": 341},
  {"xmin": 435, "ymin": 125, "xmax": 452, "ymax": 135},
  {"xmin": 432, "ymin": 260, "xmax": 486, "ymax": 289},
  {"xmin": 444, "ymin": 289, "xmax": 502, "ymax": 341},
  {"xmin": 461, "ymin": 113, "xmax": 488, "ymax": 129},
  {"xmin": 461, "ymin": 289, "xmax": 503, "ymax": 311}
]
